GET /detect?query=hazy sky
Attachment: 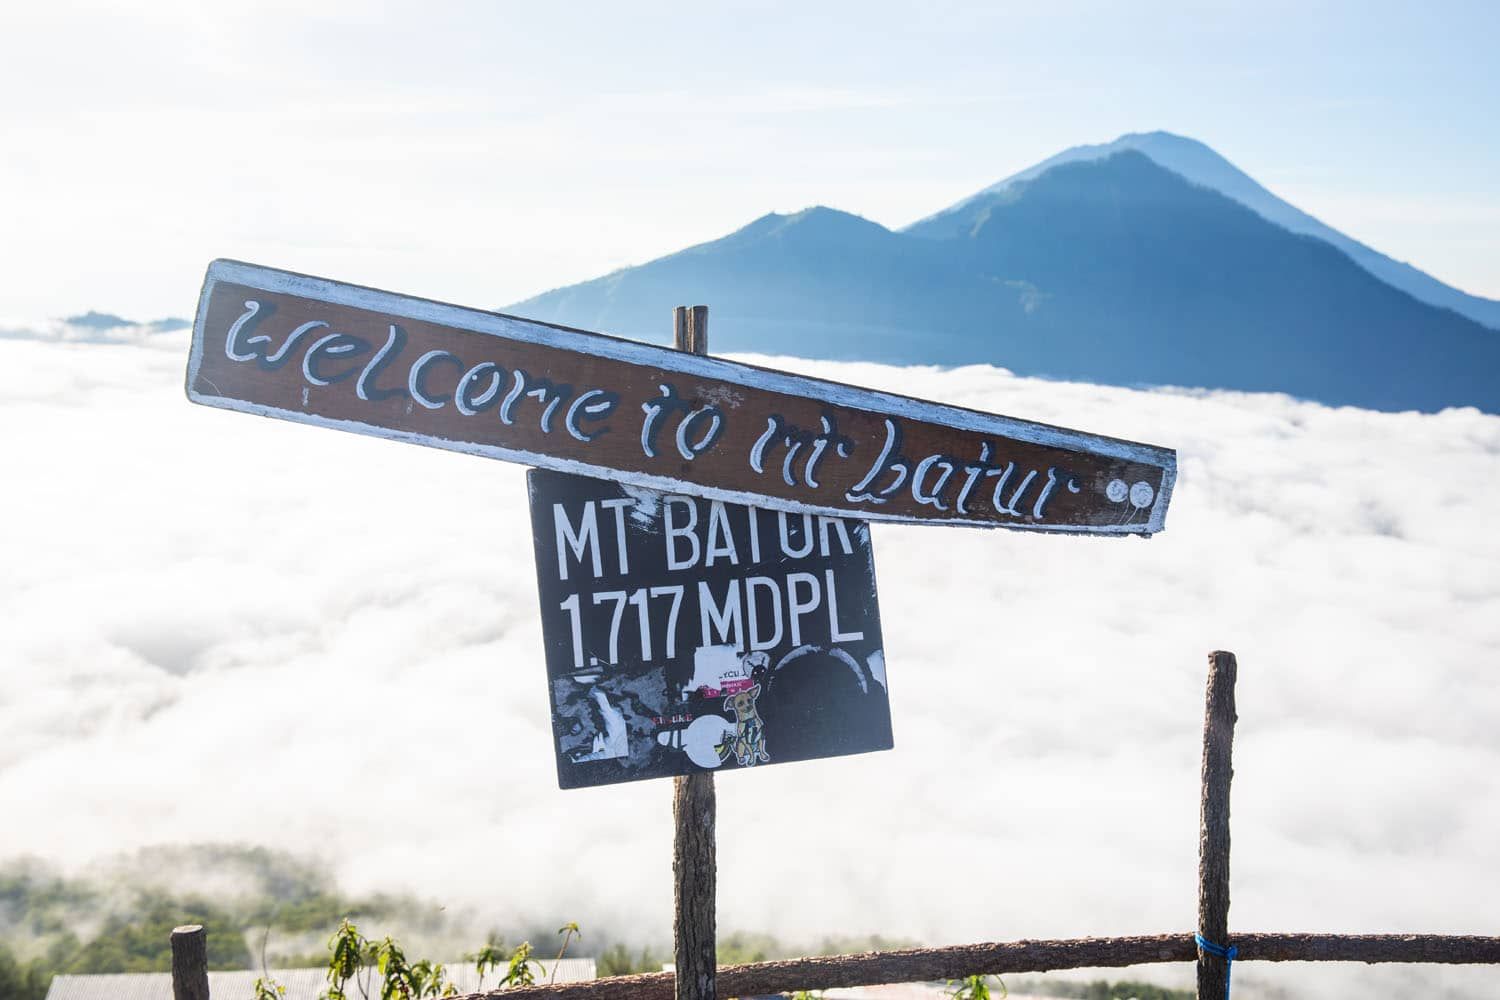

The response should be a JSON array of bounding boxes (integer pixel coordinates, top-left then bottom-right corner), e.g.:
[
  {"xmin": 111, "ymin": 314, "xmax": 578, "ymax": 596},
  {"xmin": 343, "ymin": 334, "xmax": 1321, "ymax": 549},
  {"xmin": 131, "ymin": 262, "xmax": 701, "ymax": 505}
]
[{"xmin": 2, "ymin": 0, "xmax": 1497, "ymax": 320}]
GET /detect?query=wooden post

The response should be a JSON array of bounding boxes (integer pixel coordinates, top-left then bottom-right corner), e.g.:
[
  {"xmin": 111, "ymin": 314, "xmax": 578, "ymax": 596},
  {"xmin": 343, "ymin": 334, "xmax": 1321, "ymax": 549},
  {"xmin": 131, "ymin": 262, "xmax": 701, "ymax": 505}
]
[
  {"xmin": 672, "ymin": 304, "xmax": 716, "ymax": 1000},
  {"xmin": 676, "ymin": 304, "xmax": 709, "ymax": 356},
  {"xmin": 1197, "ymin": 651, "xmax": 1238, "ymax": 1000},
  {"xmin": 171, "ymin": 924, "xmax": 211, "ymax": 1000}
]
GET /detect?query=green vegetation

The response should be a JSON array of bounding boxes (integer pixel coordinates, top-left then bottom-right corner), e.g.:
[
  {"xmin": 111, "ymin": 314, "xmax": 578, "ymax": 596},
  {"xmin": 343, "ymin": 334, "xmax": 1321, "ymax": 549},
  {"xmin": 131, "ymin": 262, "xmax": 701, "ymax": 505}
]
[
  {"xmin": 1014, "ymin": 978, "xmax": 1193, "ymax": 1000},
  {"xmin": 0, "ymin": 846, "xmax": 598, "ymax": 1000},
  {"xmin": 282, "ymin": 917, "xmax": 575, "ymax": 1000},
  {"xmin": 715, "ymin": 930, "xmax": 921, "ymax": 966},
  {"xmin": 1, "ymin": 856, "xmax": 257, "ymax": 999},
  {"xmin": 2, "ymin": 844, "xmax": 1185, "ymax": 1000},
  {"xmin": 0, "ymin": 848, "xmax": 467, "ymax": 1000},
  {"xmin": 0, "ymin": 944, "xmax": 52, "ymax": 1000},
  {"xmin": 63, "ymin": 899, "xmax": 251, "ymax": 974},
  {"xmin": 319, "ymin": 918, "xmax": 460, "ymax": 1000},
  {"xmin": 716, "ymin": 931, "xmax": 783, "ymax": 965},
  {"xmin": 946, "ymin": 974, "xmax": 1005, "ymax": 1000},
  {"xmin": 594, "ymin": 942, "xmax": 665, "ymax": 976}
]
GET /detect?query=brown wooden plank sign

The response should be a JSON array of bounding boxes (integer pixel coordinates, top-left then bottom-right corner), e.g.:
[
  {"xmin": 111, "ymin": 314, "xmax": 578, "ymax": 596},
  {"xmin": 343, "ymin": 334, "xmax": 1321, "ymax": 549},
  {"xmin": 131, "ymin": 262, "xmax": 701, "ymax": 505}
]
[
  {"xmin": 185, "ymin": 261, "xmax": 1176, "ymax": 533},
  {"xmin": 528, "ymin": 469, "xmax": 891, "ymax": 788}
]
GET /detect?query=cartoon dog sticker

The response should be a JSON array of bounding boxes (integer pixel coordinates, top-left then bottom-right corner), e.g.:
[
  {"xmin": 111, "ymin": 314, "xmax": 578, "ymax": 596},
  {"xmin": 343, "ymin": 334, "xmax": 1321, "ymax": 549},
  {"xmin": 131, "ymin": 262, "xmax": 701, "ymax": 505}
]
[{"xmin": 717, "ymin": 683, "xmax": 769, "ymax": 766}]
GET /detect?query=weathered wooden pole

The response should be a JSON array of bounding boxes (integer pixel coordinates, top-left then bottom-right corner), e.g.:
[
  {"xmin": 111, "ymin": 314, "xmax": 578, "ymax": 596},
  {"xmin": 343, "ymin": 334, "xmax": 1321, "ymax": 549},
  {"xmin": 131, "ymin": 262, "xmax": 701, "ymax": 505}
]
[
  {"xmin": 671, "ymin": 304, "xmax": 716, "ymax": 1000},
  {"xmin": 170, "ymin": 924, "xmax": 211, "ymax": 1000},
  {"xmin": 1197, "ymin": 651, "xmax": 1238, "ymax": 1000}
]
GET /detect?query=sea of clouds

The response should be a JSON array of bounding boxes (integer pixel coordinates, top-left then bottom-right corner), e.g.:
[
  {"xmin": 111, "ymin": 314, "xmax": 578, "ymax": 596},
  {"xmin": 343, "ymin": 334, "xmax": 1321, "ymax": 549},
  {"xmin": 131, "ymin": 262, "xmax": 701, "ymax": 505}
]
[{"xmin": 1, "ymin": 323, "xmax": 1497, "ymax": 999}]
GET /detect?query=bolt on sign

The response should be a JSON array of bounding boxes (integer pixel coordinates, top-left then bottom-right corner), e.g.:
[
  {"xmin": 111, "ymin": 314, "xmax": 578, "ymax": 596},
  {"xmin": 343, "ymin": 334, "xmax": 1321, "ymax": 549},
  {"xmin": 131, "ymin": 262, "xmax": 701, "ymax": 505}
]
[
  {"xmin": 528, "ymin": 469, "xmax": 891, "ymax": 788},
  {"xmin": 185, "ymin": 260, "xmax": 1177, "ymax": 534}
]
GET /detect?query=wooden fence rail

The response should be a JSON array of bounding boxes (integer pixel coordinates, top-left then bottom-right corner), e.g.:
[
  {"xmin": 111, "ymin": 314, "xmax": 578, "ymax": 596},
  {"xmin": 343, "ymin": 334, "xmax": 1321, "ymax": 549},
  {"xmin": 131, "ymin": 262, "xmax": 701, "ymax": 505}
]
[
  {"xmin": 443, "ymin": 932, "xmax": 1500, "ymax": 1000},
  {"xmin": 164, "ymin": 926, "xmax": 1500, "ymax": 1000}
]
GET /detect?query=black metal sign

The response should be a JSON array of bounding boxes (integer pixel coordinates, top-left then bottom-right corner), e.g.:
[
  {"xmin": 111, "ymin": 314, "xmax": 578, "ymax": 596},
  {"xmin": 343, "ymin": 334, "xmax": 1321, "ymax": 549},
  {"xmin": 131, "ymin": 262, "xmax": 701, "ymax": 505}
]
[{"xmin": 528, "ymin": 469, "xmax": 893, "ymax": 789}]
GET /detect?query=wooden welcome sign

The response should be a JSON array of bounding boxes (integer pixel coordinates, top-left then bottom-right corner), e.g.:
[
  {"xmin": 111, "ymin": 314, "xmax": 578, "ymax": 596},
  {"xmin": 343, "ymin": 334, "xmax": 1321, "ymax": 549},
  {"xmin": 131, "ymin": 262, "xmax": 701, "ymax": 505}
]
[{"xmin": 185, "ymin": 260, "xmax": 1176, "ymax": 533}]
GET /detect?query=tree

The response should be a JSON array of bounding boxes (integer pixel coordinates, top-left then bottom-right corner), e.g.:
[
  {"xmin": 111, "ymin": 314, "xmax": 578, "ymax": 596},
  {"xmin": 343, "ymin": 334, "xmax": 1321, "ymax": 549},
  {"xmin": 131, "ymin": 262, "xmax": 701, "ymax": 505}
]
[
  {"xmin": 0, "ymin": 943, "xmax": 51, "ymax": 1000},
  {"xmin": 62, "ymin": 896, "xmax": 249, "ymax": 974}
]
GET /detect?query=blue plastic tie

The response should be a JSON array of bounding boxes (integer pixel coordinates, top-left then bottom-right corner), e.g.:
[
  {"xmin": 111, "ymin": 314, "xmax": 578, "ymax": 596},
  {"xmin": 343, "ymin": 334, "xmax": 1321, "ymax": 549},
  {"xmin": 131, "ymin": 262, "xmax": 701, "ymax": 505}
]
[{"xmin": 1195, "ymin": 932, "xmax": 1238, "ymax": 1000}]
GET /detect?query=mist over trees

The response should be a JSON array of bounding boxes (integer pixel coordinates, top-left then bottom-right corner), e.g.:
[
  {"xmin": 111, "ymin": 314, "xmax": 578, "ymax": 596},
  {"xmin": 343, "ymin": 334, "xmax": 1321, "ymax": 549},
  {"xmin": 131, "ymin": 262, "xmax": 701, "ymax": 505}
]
[
  {"xmin": 0, "ymin": 846, "xmax": 471, "ymax": 1000},
  {"xmin": 0, "ymin": 846, "xmax": 931, "ymax": 1000}
]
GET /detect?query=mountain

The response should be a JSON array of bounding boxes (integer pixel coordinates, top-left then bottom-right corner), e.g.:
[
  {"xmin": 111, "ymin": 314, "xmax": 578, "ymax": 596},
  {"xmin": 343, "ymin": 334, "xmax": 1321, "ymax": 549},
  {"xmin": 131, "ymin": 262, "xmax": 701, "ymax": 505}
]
[
  {"xmin": 907, "ymin": 130, "xmax": 1500, "ymax": 332},
  {"xmin": 513, "ymin": 206, "xmax": 985, "ymax": 363},
  {"xmin": 0, "ymin": 312, "xmax": 193, "ymax": 345},
  {"xmin": 509, "ymin": 148, "xmax": 1500, "ymax": 413},
  {"xmin": 63, "ymin": 311, "xmax": 191, "ymax": 333}
]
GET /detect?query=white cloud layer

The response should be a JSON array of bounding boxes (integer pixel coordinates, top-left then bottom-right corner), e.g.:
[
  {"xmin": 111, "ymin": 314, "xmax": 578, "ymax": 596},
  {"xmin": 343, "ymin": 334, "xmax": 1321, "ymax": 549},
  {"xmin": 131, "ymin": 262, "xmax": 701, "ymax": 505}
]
[{"xmin": 1, "ymin": 331, "xmax": 1498, "ymax": 998}]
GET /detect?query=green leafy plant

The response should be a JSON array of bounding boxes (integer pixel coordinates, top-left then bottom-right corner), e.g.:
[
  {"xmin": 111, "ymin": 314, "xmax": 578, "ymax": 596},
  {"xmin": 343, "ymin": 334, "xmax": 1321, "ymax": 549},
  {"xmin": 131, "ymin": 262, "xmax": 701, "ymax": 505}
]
[
  {"xmin": 946, "ymin": 974, "xmax": 1006, "ymax": 1000},
  {"xmin": 322, "ymin": 918, "xmax": 375, "ymax": 1000},
  {"xmin": 310, "ymin": 916, "xmax": 577, "ymax": 1000},
  {"xmin": 373, "ymin": 936, "xmax": 456, "ymax": 1000},
  {"xmin": 470, "ymin": 936, "xmax": 509, "ymax": 992},
  {"xmin": 253, "ymin": 977, "xmax": 287, "ymax": 1000},
  {"xmin": 502, "ymin": 942, "xmax": 537, "ymax": 989},
  {"xmin": 317, "ymin": 920, "xmax": 460, "ymax": 1000},
  {"xmin": 550, "ymin": 924, "xmax": 581, "ymax": 984}
]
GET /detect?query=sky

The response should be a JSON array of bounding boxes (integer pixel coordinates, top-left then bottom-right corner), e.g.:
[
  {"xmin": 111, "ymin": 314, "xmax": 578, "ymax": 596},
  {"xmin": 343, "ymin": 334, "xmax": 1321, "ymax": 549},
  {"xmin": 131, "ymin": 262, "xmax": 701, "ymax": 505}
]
[
  {"xmin": 1, "ymin": 0, "xmax": 1498, "ymax": 322},
  {"xmin": 2, "ymin": 321, "xmax": 1499, "ymax": 998}
]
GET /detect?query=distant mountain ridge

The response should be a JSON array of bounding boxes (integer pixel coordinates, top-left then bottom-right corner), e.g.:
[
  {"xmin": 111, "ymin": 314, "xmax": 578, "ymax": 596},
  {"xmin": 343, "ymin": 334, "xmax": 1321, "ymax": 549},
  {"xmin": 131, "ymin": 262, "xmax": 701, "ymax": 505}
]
[
  {"xmin": 64, "ymin": 311, "xmax": 190, "ymax": 333},
  {"xmin": 908, "ymin": 131, "xmax": 1500, "ymax": 331},
  {"xmin": 509, "ymin": 136, "xmax": 1500, "ymax": 413},
  {"xmin": 1, "ymin": 311, "xmax": 192, "ymax": 345}
]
